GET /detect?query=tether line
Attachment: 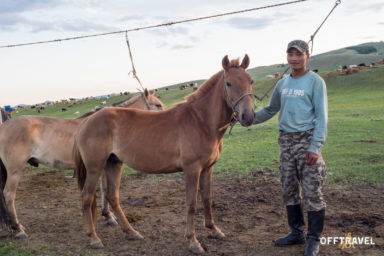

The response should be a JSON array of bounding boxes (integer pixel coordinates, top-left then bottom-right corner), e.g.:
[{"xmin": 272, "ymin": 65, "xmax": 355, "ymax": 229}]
[{"xmin": 0, "ymin": 0, "xmax": 307, "ymax": 49}]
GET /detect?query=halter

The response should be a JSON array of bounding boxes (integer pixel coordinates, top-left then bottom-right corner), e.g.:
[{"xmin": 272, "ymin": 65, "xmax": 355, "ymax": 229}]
[{"xmin": 220, "ymin": 73, "xmax": 256, "ymax": 134}]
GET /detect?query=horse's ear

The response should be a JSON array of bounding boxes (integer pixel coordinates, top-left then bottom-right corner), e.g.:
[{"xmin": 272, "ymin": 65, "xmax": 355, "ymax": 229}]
[
  {"xmin": 240, "ymin": 54, "xmax": 250, "ymax": 69},
  {"xmin": 149, "ymin": 90, "xmax": 154, "ymax": 95},
  {"xmin": 222, "ymin": 55, "xmax": 230, "ymax": 71},
  {"xmin": 144, "ymin": 88, "xmax": 149, "ymax": 97}
]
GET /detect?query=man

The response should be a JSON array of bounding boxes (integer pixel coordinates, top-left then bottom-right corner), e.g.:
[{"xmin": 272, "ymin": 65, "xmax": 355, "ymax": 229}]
[
  {"xmin": 4, "ymin": 105, "xmax": 14, "ymax": 121},
  {"xmin": 1, "ymin": 107, "xmax": 8, "ymax": 123},
  {"xmin": 254, "ymin": 40, "xmax": 327, "ymax": 256}
]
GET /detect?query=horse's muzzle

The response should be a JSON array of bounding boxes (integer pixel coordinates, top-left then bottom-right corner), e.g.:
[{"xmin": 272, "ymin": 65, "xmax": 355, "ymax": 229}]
[{"xmin": 238, "ymin": 108, "xmax": 254, "ymax": 127}]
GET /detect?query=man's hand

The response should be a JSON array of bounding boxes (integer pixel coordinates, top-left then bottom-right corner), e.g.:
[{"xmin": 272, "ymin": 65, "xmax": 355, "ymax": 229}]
[{"xmin": 306, "ymin": 151, "xmax": 319, "ymax": 165}]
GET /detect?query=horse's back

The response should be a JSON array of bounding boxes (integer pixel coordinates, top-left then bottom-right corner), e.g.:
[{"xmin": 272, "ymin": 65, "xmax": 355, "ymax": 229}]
[{"xmin": 0, "ymin": 115, "xmax": 81, "ymax": 169}]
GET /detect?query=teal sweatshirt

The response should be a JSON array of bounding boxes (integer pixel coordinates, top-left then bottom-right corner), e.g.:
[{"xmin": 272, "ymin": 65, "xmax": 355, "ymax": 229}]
[{"xmin": 254, "ymin": 71, "xmax": 328, "ymax": 154}]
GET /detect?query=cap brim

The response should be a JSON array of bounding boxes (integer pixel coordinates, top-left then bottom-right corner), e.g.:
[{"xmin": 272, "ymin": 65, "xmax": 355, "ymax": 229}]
[{"xmin": 287, "ymin": 45, "xmax": 305, "ymax": 53}]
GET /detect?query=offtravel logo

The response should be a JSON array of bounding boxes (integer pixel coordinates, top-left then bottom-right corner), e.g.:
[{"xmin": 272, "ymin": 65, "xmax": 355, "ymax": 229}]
[{"xmin": 320, "ymin": 233, "xmax": 375, "ymax": 249}]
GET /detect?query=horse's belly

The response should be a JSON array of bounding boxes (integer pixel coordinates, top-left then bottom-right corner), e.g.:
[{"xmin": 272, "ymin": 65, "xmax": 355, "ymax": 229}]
[{"xmin": 118, "ymin": 149, "xmax": 180, "ymax": 174}]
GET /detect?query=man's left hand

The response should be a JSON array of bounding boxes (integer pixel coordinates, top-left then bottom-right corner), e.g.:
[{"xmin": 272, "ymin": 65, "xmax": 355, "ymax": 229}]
[{"xmin": 306, "ymin": 151, "xmax": 319, "ymax": 165}]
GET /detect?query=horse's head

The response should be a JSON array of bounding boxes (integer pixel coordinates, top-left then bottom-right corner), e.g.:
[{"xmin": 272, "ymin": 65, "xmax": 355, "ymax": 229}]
[
  {"xmin": 222, "ymin": 54, "xmax": 254, "ymax": 126},
  {"xmin": 143, "ymin": 89, "xmax": 168, "ymax": 111}
]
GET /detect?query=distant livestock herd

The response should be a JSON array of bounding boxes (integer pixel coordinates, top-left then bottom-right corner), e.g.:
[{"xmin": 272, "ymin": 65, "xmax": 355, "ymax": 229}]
[{"xmin": 265, "ymin": 58, "xmax": 384, "ymax": 79}]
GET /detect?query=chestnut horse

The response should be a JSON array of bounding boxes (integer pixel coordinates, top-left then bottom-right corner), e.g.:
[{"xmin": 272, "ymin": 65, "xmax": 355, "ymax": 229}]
[
  {"xmin": 73, "ymin": 55, "xmax": 254, "ymax": 254},
  {"xmin": 0, "ymin": 90, "xmax": 167, "ymax": 239}
]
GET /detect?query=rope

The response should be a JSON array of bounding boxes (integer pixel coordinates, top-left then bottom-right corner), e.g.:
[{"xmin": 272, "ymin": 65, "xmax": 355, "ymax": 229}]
[
  {"xmin": 255, "ymin": 0, "xmax": 341, "ymax": 104},
  {"xmin": 125, "ymin": 31, "xmax": 145, "ymax": 92},
  {"xmin": 0, "ymin": 0, "xmax": 307, "ymax": 49}
]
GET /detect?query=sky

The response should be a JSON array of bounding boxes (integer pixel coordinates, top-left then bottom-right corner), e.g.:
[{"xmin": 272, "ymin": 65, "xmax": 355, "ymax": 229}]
[{"xmin": 1, "ymin": 0, "xmax": 383, "ymax": 106}]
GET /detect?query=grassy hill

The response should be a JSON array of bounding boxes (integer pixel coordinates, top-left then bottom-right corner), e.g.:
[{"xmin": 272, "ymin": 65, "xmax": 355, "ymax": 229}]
[{"xmin": 247, "ymin": 41, "xmax": 384, "ymax": 79}]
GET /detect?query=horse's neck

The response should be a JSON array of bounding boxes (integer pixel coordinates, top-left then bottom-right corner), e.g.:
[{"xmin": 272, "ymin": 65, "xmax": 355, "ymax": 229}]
[
  {"xmin": 191, "ymin": 77, "xmax": 233, "ymax": 138},
  {"xmin": 119, "ymin": 95, "xmax": 142, "ymax": 108}
]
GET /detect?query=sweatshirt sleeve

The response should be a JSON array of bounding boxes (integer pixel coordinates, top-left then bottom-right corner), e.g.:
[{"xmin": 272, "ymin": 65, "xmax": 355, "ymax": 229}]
[
  {"xmin": 253, "ymin": 83, "xmax": 281, "ymax": 124},
  {"xmin": 308, "ymin": 77, "xmax": 328, "ymax": 154}
]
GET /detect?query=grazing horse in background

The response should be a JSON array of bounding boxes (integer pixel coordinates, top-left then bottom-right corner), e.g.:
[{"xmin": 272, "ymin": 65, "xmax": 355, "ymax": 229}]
[
  {"xmin": 73, "ymin": 55, "xmax": 254, "ymax": 254},
  {"xmin": 0, "ymin": 89, "xmax": 167, "ymax": 239}
]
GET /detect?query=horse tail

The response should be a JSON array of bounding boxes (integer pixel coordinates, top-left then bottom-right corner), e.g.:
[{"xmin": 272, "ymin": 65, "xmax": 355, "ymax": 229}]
[
  {"xmin": 0, "ymin": 157, "xmax": 10, "ymax": 226},
  {"xmin": 73, "ymin": 142, "xmax": 97, "ymax": 223},
  {"xmin": 73, "ymin": 142, "xmax": 86, "ymax": 190}
]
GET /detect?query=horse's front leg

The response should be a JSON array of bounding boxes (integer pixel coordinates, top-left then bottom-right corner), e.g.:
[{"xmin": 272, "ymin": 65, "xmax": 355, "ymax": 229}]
[
  {"xmin": 100, "ymin": 172, "xmax": 118, "ymax": 226},
  {"xmin": 184, "ymin": 166, "xmax": 204, "ymax": 254},
  {"xmin": 4, "ymin": 167, "xmax": 28, "ymax": 239},
  {"xmin": 199, "ymin": 166, "xmax": 225, "ymax": 239}
]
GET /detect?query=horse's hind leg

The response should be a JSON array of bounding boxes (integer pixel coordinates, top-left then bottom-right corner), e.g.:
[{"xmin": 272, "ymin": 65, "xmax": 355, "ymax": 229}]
[
  {"xmin": 199, "ymin": 166, "xmax": 225, "ymax": 239},
  {"xmin": 100, "ymin": 172, "xmax": 118, "ymax": 226},
  {"xmin": 104, "ymin": 160, "xmax": 143, "ymax": 240},
  {"xmin": 82, "ymin": 167, "xmax": 104, "ymax": 249},
  {"xmin": 3, "ymin": 166, "xmax": 27, "ymax": 239}
]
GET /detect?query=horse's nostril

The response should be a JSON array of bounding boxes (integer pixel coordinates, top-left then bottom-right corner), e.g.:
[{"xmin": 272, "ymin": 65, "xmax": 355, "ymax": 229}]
[{"xmin": 241, "ymin": 113, "xmax": 245, "ymax": 120}]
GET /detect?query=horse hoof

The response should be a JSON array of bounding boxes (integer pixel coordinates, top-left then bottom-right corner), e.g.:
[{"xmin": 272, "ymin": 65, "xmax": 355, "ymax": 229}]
[
  {"xmin": 126, "ymin": 231, "xmax": 144, "ymax": 240},
  {"xmin": 90, "ymin": 241, "xmax": 104, "ymax": 249},
  {"xmin": 107, "ymin": 219, "xmax": 118, "ymax": 226},
  {"xmin": 15, "ymin": 231, "xmax": 28, "ymax": 239},
  {"xmin": 189, "ymin": 244, "xmax": 205, "ymax": 255},
  {"xmin": 209, "ymin": 230, "xmax": 225, "ymax": 239}
]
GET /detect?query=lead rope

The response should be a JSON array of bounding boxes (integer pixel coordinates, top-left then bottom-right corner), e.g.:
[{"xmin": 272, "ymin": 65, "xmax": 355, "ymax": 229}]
[
  {"xmin": 228, "ymin": 0, "xmax": 341, "ymax": 135},
  {"xmin": 252, "ymin": 0, "xmax": 342, "ymax": 120},
  {"xmin": 125, "ymin": 31, "xmax": 151, "ymax": 110}
]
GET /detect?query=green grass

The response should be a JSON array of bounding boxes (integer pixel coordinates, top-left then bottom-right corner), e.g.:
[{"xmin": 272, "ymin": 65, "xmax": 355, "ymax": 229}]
[{"xmin": 0, "ymin": 241, "xmax": 36, "ymax": 256}]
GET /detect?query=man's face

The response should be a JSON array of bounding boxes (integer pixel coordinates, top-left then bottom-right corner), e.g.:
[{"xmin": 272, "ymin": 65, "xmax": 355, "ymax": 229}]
[
  {"xmin": 6, "ymin": 110, "xmax": 12, "ymax": 116},
  {"xmin": 287, "ymin": 48, "xmax": 309, "ymax": 71}
]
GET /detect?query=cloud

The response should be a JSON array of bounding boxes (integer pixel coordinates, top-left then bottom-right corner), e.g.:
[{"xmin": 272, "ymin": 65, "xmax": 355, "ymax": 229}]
[
  {"xmin": 224, "ymin": 17, "xmax": 272, "ymax": 30},
  {"xmin": 0, "ymin": 0, "xmax": 63, "ymax": 14},
  {"xmin": 172, "ymin": 44, "xmax": 193, "ymax": 50},
  {"xmin": 118, "ymin": 15, "xmax": 146, "ymax": 22},
  {"xmin": 145, "ymin": 26, "xmax": 189, "ymax": 37},
  {"xmin": 59, "ymin": 19, "xmax": 117, "ymax": 32}
]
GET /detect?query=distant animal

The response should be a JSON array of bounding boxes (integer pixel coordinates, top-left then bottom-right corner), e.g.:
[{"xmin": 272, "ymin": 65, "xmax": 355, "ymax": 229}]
[
  {"xmin": 336, "ymin": 68, "xmax": 342, "ymax": 74},
  {"xmin": 61, "ymin": 108, "xmax": 67, "ymax": 112},
  {"xmin": 358, "ymin": 63, "xmax": 366, "ymax": 67},
  {"xmin": 312, "ymin": 69, "xmax": 319, "ymax": 73},
  {"xmin": 266, "ymin": 74, "xmax": 275, "ymax": 78},
  {"xmin": 165, "ymin": 87, "xmax": 169, "ymax": 90},
  {"xmin": 325, "ymin": 72, "xmax": 332, "ymax": 78},
  {"xmin": 0, "ymin": 90, "xmax": 167, "ymax": 240},
  {"xmin": 179, "ymin": 85, "xmax": 186, "ymax": 90},
  {"xmin": 342, "ymin": 65, "xmax": 348, "ymax": 70},
  {"xmin": 73, "ymin": 55, "xmax": 254, "ymax": 254},
  {"xmin": 274, "ymin": 72, "xmax": 280, "ymax": 78},
  {"xmin": 344, "ymin": 67, "xmax": 353, "ymax": 75},
  {"xmin": 31, "ymin": 106, "xmax": 36, "ymax": 109}
]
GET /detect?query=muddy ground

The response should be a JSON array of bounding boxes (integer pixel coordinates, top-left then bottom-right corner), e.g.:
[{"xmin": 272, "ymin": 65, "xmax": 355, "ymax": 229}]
[{"xmin": 0, "ymin": 168, "xmax": 383, "ymax": 256}]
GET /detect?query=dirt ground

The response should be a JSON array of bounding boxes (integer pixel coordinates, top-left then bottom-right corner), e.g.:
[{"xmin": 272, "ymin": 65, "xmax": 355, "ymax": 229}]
[{"xmin": 0, "ymin": 168, "xmax": 383, "ymax": 256}]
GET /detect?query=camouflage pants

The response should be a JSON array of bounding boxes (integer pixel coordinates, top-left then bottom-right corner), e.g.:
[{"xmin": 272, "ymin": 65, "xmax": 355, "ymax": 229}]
[{"xmin": 278, "ymin": 129, "xmax": 327, "ymax": 211}]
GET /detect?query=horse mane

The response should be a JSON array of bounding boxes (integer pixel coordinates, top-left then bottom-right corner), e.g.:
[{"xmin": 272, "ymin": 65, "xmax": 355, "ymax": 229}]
[
  {"xmin": 184, "ymin": 58, "xmax": 240, "ymax": 103},
  {"xmin": 76, "ymin": 107, "xmax": 102, "ymax": 119},
  {"xmin": 185, "ymin": 71, "xmax": 223, "ymax": 102},
  {"xmin": 111, "ymin": 94, "xmax": 140, "ymax": 107}
]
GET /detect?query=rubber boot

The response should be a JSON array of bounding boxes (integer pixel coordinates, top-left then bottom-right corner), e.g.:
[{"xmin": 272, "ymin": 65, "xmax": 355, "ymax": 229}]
[
  {"xmin": 275, "ymin": 204, "xmax": 306, "ymax": 246},
  {"xmin": 304, "ymin": 209, "xmax": 325, "ymax": 256}
]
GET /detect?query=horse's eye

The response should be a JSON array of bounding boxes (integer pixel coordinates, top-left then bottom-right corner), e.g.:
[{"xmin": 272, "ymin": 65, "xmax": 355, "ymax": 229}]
[
  {"xmin": 156, "ymin": 104, "xmax": 162, "ymax": 108},
  {"xmin": 250, "ymin": 80, "xmax": 254, "ymax": 85},
  {"xmin": 226, "ymin": 82, "xmax": 232, "ymax": 87}
]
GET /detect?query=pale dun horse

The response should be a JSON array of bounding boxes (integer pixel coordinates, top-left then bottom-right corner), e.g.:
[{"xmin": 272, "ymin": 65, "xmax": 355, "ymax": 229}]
[
  {"xmin": 73, "ymin": 55, "xmax": 255, "ymax": 254},
  {"xmin": 0, "ymin": 89, "xmax": 167, "ymax": 239}
]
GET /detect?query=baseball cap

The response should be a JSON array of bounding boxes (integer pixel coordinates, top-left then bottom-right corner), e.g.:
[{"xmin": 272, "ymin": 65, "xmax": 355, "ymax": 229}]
[
  {"xmin": 287, "ymin": 40, "xmax": 309, "ymax": 53},
  {"xmin": 5, "ymin": 105, "xmax": 14, "ymax": 111}
]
